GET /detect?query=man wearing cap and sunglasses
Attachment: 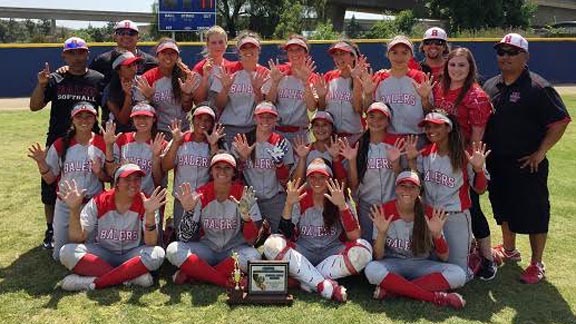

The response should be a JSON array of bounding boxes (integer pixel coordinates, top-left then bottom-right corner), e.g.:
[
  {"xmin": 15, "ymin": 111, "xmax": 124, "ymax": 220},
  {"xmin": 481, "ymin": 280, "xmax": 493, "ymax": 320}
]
[
  {"xmin": 483, "ymin": 33, "xmax": 571, "ymax": 284},
  {"xmin": 419, "ymin": 27, "xmax": 450, "ymax": 81},
  {"xmin": 29, "ymin": 37, "xmax": 105, "ymax": 251}
]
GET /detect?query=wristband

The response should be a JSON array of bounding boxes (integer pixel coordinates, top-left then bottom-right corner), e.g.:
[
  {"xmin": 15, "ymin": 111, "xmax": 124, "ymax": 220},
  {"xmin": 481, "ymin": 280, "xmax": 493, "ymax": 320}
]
[
  {"xmin": 433, "ymin": 235, "xmax": 449, "ymax": 255},
  {"xmin": 340, "ymin": 207, "xmax": 360, "ymax": 232},
  {"xmin": 145, "ymin": 223, "xmax": 157, "ymax": 232},
  {"xmin": 40, "ymin": 168, "xmax": 50, "ymax": 175},
  {"xmin": 105, "ymin": 158, "xmax": 115, "ymax": 163}
]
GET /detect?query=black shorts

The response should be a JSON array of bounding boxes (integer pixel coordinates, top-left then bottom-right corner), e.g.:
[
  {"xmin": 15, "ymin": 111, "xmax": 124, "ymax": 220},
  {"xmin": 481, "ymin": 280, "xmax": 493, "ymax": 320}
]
[
  {"xmin": 487, "ymin": 157, "xmax": 550, "ymax": 234},
  {"xmin": 41, "ymin": 177, "xmax": 57, "ymax": 205}
]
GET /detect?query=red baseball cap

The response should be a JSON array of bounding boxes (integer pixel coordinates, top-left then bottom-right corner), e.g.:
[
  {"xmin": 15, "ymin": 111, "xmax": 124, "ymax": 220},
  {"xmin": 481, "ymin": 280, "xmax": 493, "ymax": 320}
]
[
  {"xmin": 112, "ymin": 51, "xmax": 143, "ymax": 70},
  {"xmin": 254, "ymin": 101, "xmax": 278, "ymax": 117},
  {"xmin": 306, "ymin": 159, "xmax": 333, "ymax": 178},
  {"xmin": 237, "ymin": 36, "xmax": 261, "ymax": 49},
  {"xmin": 328, "ymin": 41, "xmax": 356, "ymax": 56},
  {"xmin": 71, "ymin": 101, "xmax": 97, "ymax": 117},
  {"xmin": 210, "ymin": 153, "xmax": 237, "ymax": 168},
  {"xmin": 418, "ymin": 112, "xmax": 453, "ymax": 130},
  {"xmin": 130, "ymin": 102, "xmax": 156, "ymax": 118},
  {"xmin": 193, "ymin": 105, "xmax": 216, "ymax": 119},
  {"xmin": 395, "ymin": 170, "xmax": 421, "ymax": 187},
  {"xmin": 114, "ymin": 163, "xmax": 145, "ymax": 183},
  {"xmin": 283, "ymin": 38, "xmax": 309, "ymax": 52},
  {"xmin": 156, "ymin": 41, "xmax": 180, "ymax": 55},
  {"xmin": 367, "ymin": 102, "xmax": 391, "ymax": 118},
  {"xmin": 311, "ymin": 111, "xmax": 334, "ymax": 125}
]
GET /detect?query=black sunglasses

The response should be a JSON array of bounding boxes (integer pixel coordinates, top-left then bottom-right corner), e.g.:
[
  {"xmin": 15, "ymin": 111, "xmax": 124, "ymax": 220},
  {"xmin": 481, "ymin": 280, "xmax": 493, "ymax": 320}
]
[
  {"xmin": 116, "ymin": 29, "xmax": 138, "ymax": 37},
  {"xmin": 423, "ymin": 39, "xmax": 445, "ymax": 46},
  {"xmin": 496, "ymin": 48, "xmax": 523, "ymax": 56}
]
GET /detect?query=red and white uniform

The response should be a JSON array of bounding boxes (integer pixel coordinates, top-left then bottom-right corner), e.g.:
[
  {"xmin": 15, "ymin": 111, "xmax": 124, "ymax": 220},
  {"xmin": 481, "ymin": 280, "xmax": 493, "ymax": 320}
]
[
  {"xmin": 139, "ymin": 68, "xmax": 190, "ymax": 133},
  {"xmin": 433, "ymin": 83, "xmax": 492, "ymax": 142},
  {"xmin": 373, "ymin": 69, "xmax": 428, "ymax": 135},
  {"xmin": 46, "ymin": 134, "xmax": 106, "ymax": 261},
  {"xmin": 113, "ymin": 132, "xmax": 167, "ymax": 196},
  {"xmin": 324, "ymin": 70, "xmax": 363, "ymax": 136},
  {"xmin": 211, "ymin": 62, "xmax": 270, "ymax": 128}
]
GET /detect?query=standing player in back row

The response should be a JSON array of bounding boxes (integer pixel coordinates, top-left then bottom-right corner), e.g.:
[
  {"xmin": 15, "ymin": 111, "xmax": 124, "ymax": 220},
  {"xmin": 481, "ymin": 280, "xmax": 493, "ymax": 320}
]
[
  {"xmin": 419, "ymin": 27, "xmax": 450, "ymax": 81},
  {"xmin": 29, "ymin": 37, "xmax": 104, "ymax": 250}
]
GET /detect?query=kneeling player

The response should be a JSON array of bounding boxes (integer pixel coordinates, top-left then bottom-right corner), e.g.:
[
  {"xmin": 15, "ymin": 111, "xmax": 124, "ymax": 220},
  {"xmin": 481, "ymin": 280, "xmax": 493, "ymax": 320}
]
[
  {"xmin": 364, "ymin": 171, "xmax": 467, "ymax": 309},
  {"xmin": 58, "ymin": 164, "xmax": 167, "ymax": 291},
  {"xmin": 263, "ymin": 158, "xmax": 372, "ymax": 302}
]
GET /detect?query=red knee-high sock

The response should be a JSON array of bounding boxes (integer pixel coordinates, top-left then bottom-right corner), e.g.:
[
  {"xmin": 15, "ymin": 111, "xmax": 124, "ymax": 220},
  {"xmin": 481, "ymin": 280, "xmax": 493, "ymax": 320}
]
[
  {"xmin": 180, "ymin": 254, "xmax": 229, "ymax": 287},
  {"xmin": 411, "ymin": 272, "xmax": 451, "ymax": 292},
  {"xmin": 214, "ymin": 257, "xmax": 236, "ymax": 277},
  {"xmin": 379, "ymin": 272, "xmax": 435, "ymax": 303},
  {"xmin": 73, "ymin": 253, "xmax": 113, "ymax": 277},
  {"xmin": 93, "ymin": 256, "xmax": 149, "ymax": 289}
]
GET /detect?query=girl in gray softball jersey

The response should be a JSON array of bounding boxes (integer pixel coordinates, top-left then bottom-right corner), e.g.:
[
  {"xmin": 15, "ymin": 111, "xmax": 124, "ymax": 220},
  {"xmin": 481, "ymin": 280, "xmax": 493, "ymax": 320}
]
[
  {"xmin": 211, "ymin": 31, "xmax": 270, "ymax": 148},
  {"xmin": 263, "ymin": 159, "xmax": 372, "ymax": 303},
  {"xmin": 291, "ymin": 111, "xmax": 348, "ymax": 184},
  {"xmin": 340, "ymin": 102, "xmax": 404, "ymax": 242},
  {"xmin": 364, "ymin": 170, "xmax": 467, "ymax": 309},
  {"xmin": 233, "ymin": 102, "xmax": 295, "ymax": 233},
  {"xmin": 165, "ymin": 153, "xmax": 262, "ymax": 288},
  {"xmin": 162, "ymin": 106, "xmax": 224, "ymax": 235},
  {"xmin": 28, "ymin": 102, "xmax": 107, "ymax": 261},
  {"xmin": 263, "ymin": 35, "xmax": 319, "ymax": 142},
  {"xmin": 407, "ymin": 111, "xmax": 490, "ymax": 280}
]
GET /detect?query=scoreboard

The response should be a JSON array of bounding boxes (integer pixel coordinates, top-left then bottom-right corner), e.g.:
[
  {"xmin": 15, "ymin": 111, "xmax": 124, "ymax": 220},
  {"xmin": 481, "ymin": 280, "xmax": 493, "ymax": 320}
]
[{"xmin": 158, "ymin": 0, "xmax": 217, "ymax": 31}]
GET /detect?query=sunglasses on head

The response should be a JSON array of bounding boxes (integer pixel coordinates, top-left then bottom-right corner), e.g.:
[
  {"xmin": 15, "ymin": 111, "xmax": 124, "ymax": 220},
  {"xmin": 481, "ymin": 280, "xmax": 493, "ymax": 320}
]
[
  {"xmin": 116, "ymin": 29, "xmax": 138, "ymax": 37},
  {"xmin": 423, "ymin": 39, "xmax": 445, "ymax": 46},
  {"xmin": 496, "ymin": 47, "xmax": 523, "ymax": 56}
]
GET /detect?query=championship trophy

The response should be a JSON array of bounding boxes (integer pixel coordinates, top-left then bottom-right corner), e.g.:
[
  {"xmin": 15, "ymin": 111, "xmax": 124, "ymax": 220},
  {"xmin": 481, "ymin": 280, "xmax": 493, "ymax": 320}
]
[{"xmin": 226, "ymin": 252, "xmax": 293, "ymax": 305}]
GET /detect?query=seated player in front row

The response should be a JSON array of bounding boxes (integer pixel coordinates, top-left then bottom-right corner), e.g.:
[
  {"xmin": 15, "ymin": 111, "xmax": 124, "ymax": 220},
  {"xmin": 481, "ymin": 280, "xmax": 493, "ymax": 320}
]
[
  {"xmin": 58, "ymin": 164, "xmax": 167, "ymax": 291},
  {"xmin": 364, "ymin": 170, "xmax": 467, "ymax": 309},
  {"xmin": 263, "ymin": 158, "xmax": 373, "ymax": 302},
  {"xmin": 166, "ymin": 152, "xmax": 262, "ymax": 287}
]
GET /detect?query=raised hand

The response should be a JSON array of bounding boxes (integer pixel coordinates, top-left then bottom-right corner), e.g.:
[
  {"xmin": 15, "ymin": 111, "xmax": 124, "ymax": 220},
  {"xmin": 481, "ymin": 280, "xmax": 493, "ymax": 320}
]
[
  {"xmin": 325, "ymin": 135, "xmax": 341, "ymax": 160},
  {"xmin": 324, "ymin": 178, "xmax": 347, "ymax": 209},
  {"xmin": 293, "ymin": 135, "xmax": 311, "ymax": 158},
  {"xmin": 404, "ymin": 135, "xmax": 423, "ymax": 160},
  {"xmin": 230, "ymin": 186, "xmax": 258, "ymax": 222},
  {"xmin": 58, "ymin": 179, "xmax": 87, "ymax": 210},
  {"xmin": 351, "ymin": 55, "xmax": 368, "ymax": 80},
  {"xmin": 142, "ymin": 186, "xmax": 168, "ymax": 213},
  {"xmin": 37, "ymin": 62, "xmax": 51, "ymax": 86},
  {"xmin": 412, "ymin": 72, "xmax": 437, "ymax": 99},
  {"xmin": 205, "ymin": 123, "xmax": 225, "ymax": 146},
  {"xmin": 175, "ymin": 182, "xmax": 202, "ymax": 212},
  {"xmin": 27, "ymin": 143, "xmax": 47, "ymax": 163},
  {"xmin": 178, "ymin": 70, "xmax": 201, "ymax": 95},
  {"xmin": 360, "ymin": 68, "xmax": 375, "ymax": 96},
  {"xmin": 100, "ymin": 120, "xmax": 122, "ymax": 146},
  {"xmin": 169, "ymin": 119, "xmax": 184, "ymax": 144},
  {"xmin": 285, "ymin": 178, "xmax": 307, "ymax": 206},
  {"xmin": 266, "ymin": 138, "xmax": 289, "ymax": 166},
  {"xmin": 425, "ymin": 207, "xmax": 448, "ymax": 237},
  {"xmin": 338, "ymin": 137, "xmax": 358, "ymax": 161},
  {"xmin": 152, "ymin": 132, "xmax": 166, "ymax": 157},
  {"xmin": 90, "ymin": 158, "xmax": 103, "ymax": 176},
  {"xmin": 387, "ymin": 137, "xmax": 406, "ymax": 164},
  {"xmin": 251, "ymin": 68, "xmax": 270, "ymax": 92},
  {"xmin": 465, "ymin": 141, "xmax": 491, "ymax": 172},
  {"xmin": 136, "ymin": 76, "xmax": 155, "ymax": 100},
  {"xmin": 293, "ymin": 56, "xmax": 317, "ymax": 83},
  {"xmin": 268, "ymin": 58, "xmax": 285, "ymax": 85},
  {"xmin": 202, "ymin": 58, "xmax": 214, "ymax": 75},
  {"xmin": 215, "ymin": 67, "xmax": 235, "ymax": 90},
  {"xmin": 232, "ymin": 133, "xmax": 256, "ymax": 161},
  {"xmin": 121, "ymin": 78, "xmax": 134, "ymax": 95},
  {"xmin": 312, "ymin": 74, "xmax": 328, "ymax": 99},
  {"xmin": 369, "ymin": 204, "xmax": 392, "ymax": 234}
]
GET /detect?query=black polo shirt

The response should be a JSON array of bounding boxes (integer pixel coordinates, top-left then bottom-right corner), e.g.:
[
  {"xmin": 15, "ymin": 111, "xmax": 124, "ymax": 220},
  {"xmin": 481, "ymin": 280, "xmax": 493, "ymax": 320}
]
[
  {"xmin": 483, "ymin": 68, "xmax": 570, "ymax": 159},
  {"xmin": 90, "ymin": 48, "xmax": 157, "ymax": 86}
]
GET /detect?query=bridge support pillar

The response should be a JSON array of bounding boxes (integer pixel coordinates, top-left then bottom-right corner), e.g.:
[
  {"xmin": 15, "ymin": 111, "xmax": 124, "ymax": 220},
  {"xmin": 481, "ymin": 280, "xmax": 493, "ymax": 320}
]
[{"xmin": 326, "ymin": 3, "xmax": 346, "ymax": 32}]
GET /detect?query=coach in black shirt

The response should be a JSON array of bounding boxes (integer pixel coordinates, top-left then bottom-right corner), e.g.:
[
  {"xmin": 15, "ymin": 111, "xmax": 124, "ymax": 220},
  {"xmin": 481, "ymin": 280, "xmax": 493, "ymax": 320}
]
[{"xmin": 483, "ymin": 33, "xmax": 571, "ymax": 284}]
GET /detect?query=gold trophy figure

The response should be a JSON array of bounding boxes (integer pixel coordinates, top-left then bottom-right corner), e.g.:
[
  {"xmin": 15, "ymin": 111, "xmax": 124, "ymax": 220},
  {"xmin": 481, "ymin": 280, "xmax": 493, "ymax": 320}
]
[{"xmin": 231, "ymin": 252, "xmax": 242, "ymax": 290}]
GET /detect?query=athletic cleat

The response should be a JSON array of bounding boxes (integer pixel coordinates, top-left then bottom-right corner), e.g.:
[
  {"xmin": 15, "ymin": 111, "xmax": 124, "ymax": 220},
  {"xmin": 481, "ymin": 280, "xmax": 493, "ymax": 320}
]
[
  {"xmin": 433, "ymin": 292, "xmax": 466, "ymax": 309},
  {"xmin": 172, "ymin": 270, "xmax": 190, "ymax": 285},
  {"xmin": 60, "ymin": 274, "xmax": 96, "ymax": 291},
  {"xmin": 332, "ymin": 284, "xmax": 348, "ymax": 303},
  {"xmin": 42, "ymin": 229, "xmax": 54, "ymax": 249},
  {"xmin": 125, "ymin": 273, "xmax": 153, "ymax": 288},
  {"xmin": 317, "ymin": 279, "xmax": 347, "ymax": 303},
  {"xmin": 492, "ymin": 244, "xmax": 521, "ymax": 264},
  {"xmin": 520, "ymin": 262, "xmax": 546, "ymax": 284},
  {"xmin": 477, "ymin": 257, "xmax": 498, "ymax": 281},
  {"xmin": 468, "ymin": 251, "xmax": 482, "ymax": 276}
]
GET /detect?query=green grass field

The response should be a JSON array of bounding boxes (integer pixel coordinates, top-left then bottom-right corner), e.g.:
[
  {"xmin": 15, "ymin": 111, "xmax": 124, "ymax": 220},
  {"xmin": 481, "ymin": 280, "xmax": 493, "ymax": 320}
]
[{"xmin": 0, "ymin": 97, "xmax": 575, "ymax": 324}]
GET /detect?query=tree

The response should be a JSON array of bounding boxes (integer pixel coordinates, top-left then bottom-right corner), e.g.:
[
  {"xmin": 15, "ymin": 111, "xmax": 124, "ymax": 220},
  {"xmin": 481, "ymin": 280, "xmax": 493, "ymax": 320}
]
[
  {"xmin": 309, "ymin": 20, "xmax": 341, "ymax": 40},
  {"xmin": 217, "ymin": 0, "xmax": 248, "ymax": 38},
  {"xmin": 273, "ymin": 0, "xmax": 304, "ymax": 39},
  {"xmin": 363, "ymin": 18, "xmax": 398, "ymax": 39},
  {"xmin": 345, "ymin": 15, "xmax": 363, "ymax": 39}
]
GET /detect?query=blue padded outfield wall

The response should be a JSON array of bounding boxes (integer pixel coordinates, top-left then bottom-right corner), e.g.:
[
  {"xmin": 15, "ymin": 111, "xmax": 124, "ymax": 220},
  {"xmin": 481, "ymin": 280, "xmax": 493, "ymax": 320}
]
[{"xmin": 0, "ymin": 39, "xmax": 574, "ymax": 98}]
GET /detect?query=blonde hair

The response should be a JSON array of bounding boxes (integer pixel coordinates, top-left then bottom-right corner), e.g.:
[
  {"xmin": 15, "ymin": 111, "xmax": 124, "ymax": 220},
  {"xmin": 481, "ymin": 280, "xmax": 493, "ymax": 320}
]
[{"xmin": 204, "ymin": 25, "xmax": 227, "ymax": 43}]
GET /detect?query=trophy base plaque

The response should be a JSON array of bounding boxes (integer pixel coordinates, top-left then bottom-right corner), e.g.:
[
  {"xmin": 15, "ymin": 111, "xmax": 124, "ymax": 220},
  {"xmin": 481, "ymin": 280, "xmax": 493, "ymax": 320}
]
[
  {"xmin": 226, "ymin": 289, "xmax": 294, "ymax": 305},
  {"xmin": 226, "ymin": 260, "xmax": 293, "ymax": 305}
]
